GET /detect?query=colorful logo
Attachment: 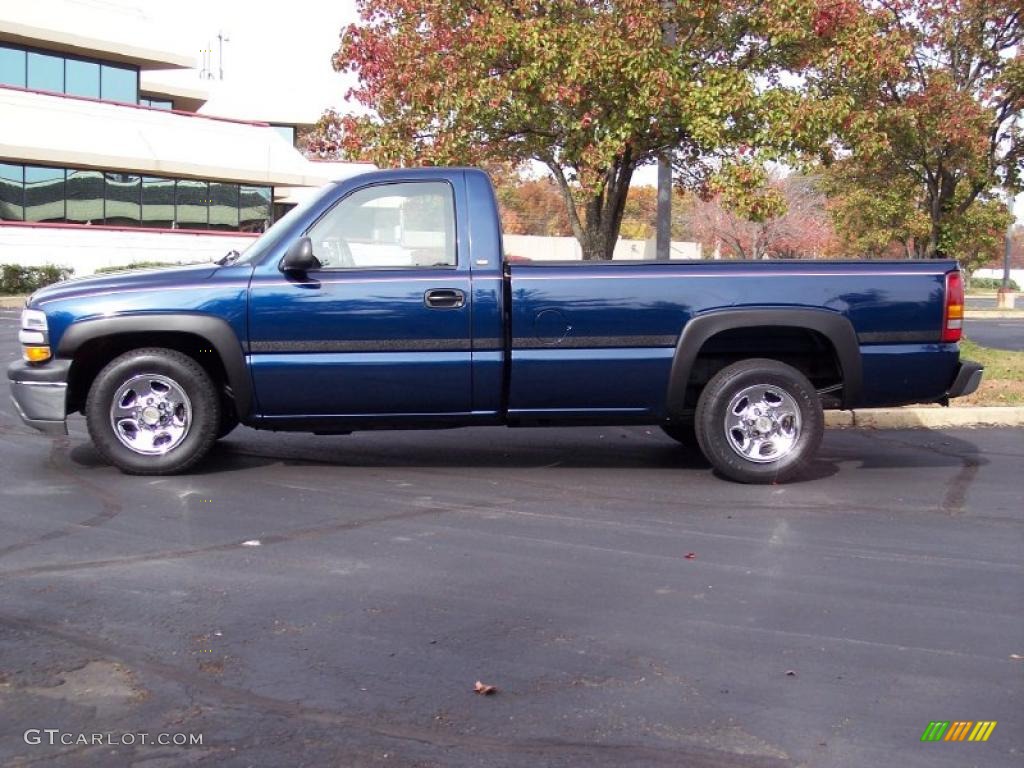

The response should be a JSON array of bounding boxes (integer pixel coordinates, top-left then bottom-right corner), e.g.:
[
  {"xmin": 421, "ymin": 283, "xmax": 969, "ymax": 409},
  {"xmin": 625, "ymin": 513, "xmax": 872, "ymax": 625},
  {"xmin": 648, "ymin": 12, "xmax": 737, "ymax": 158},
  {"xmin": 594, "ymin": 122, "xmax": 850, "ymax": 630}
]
[{"xmin": 921, "ymin": 721, "xmax": 997, "ymax": 742}]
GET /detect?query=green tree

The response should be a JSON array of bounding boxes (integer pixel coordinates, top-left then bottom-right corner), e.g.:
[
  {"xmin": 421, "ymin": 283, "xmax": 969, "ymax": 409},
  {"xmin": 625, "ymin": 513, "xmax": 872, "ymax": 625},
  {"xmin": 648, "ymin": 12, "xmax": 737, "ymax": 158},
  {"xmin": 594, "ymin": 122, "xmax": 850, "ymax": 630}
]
[
  {"xmin": 808, "ymin": 0, "xmax": 1022, "ymax": 258},
  {"xmin": 312, "ymin": 0, "xmax": 842, "ymax": 260}
]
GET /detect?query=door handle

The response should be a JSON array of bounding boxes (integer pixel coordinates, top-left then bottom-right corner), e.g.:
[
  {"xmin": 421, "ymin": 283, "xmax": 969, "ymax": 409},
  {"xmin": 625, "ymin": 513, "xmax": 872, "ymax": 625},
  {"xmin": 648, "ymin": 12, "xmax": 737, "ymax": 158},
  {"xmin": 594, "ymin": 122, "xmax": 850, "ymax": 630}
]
[{"xmin": 424, "ymin": 288, "xmax": 466, "ymax": 309}]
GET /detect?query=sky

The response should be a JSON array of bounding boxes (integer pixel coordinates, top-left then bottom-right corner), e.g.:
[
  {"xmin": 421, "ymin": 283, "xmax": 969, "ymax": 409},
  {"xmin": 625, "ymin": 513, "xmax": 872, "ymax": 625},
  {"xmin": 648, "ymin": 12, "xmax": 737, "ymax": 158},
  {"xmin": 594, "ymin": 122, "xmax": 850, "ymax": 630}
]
[{"xmin": 139, "ymin": 0, "xmax": 360, "ymax": 122}]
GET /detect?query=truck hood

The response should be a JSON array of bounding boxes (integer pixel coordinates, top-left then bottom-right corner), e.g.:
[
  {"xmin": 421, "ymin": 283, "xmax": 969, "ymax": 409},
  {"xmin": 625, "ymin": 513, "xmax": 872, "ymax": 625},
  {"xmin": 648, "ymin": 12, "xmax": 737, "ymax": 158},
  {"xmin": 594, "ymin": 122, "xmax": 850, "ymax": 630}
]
[{"xmin": 29, "ymin": 263, "xmax": 221, "ymax": 307}]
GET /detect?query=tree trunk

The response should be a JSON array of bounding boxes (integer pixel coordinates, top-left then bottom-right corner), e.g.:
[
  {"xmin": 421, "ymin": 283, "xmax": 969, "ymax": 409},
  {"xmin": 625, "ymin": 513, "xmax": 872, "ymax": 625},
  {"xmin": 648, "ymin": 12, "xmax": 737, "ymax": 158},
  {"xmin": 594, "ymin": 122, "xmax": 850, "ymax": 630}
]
[{"xmin": 547, "ymin": 154, "xmax": 635, "ymax": 262}]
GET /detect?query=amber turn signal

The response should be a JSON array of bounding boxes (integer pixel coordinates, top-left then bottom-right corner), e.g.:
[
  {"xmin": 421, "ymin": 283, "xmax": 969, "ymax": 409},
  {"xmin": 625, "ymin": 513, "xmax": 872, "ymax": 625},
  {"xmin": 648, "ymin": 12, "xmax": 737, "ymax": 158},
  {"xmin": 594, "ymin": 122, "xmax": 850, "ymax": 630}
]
[{"xmin": 23, "ymin": 345, "xmax": 51, "ymax": 362}]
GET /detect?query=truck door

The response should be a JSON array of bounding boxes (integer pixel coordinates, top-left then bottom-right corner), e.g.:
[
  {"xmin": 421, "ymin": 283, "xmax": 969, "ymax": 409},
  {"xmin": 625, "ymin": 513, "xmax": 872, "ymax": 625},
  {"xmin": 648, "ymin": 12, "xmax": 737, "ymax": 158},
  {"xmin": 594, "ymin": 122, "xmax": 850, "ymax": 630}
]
[{"xmin": 247, "ymin": 178, "xmax": 472, "ymax": 418}]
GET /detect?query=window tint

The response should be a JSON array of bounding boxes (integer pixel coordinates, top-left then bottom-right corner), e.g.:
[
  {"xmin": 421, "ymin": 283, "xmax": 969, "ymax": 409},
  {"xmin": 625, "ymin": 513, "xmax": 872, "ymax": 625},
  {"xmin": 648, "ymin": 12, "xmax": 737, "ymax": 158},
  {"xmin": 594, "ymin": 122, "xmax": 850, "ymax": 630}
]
[
  {"xmin": 27, "ymin": 51, "xmax": 63, "ymax": 92},
  {"xmin": 66, "ymin": 58, "xmax": 100, "ymax": 98},
  {"xmin": 24, "ymin": 166, "xmax": 65, "ymax": 222},
  {"xmin": 0, "ymin": 45, "xmax": 26, "ymax": 88},
  {"xmin": 100, "ymin": 63, "xmax": 137, "ymax": 103},
  {"xmin": 105, "ymin": 173, "xmax": 141, "ymax": 225},
  {"xmin": 271, "ymin": 124, "xmax": 296, "ymax": 145},
  {"xmin": 175, "ymin": 180, "xmax": 209, "ymax": 229},
  {"xmin": 66, "ymin": 169, "xmax": 105, "ymax": 224},
  {"xmin": 239, "ymin": 186, "xmax": 271, "ymax": 232},
  {"xmin": 307, "ymin": 182, "xmax": 456, "ymax": 269},
  {"xmin": 0, "ymin": 163, "xmax": 24, "ymax": 221},
  {"xmin": 209, "ymin": 182, "xmax": 240, "ymax": 229},
  {"xmin": 0, "ymin": 164, "xmax": 273, "ymax": 232},
  {"xmin": 141, "ymin": 176, "xmax": 174, "ymax": 227}
]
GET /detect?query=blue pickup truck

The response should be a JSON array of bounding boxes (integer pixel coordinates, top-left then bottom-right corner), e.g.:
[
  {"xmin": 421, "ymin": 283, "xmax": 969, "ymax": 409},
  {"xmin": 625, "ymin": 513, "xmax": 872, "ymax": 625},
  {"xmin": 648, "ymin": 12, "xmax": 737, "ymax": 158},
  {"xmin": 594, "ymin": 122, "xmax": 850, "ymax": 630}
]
[{"xmin": 8, "ymin": 167, "xmax": 982, "ymax": 482}]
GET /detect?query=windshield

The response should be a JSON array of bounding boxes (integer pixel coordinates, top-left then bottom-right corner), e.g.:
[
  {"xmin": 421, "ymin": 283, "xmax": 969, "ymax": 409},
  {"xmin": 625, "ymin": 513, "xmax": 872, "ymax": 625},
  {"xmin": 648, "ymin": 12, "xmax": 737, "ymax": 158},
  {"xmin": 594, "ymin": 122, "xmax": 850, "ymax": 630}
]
[{"xmin": 228, "ymin": 183, "xmax": 341, "ymax": 266}]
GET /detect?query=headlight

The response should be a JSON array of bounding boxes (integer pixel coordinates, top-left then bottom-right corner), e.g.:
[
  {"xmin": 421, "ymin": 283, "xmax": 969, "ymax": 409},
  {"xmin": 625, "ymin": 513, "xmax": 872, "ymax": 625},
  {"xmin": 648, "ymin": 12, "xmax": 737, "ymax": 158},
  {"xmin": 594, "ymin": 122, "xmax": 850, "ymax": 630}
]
[
  {"xmin": 19, "ymin": 309, "xmax": 50, "ymax": 362},
  {"xmin": 21, "ymin": 309, "xmax": 48, "ymax": 331}
]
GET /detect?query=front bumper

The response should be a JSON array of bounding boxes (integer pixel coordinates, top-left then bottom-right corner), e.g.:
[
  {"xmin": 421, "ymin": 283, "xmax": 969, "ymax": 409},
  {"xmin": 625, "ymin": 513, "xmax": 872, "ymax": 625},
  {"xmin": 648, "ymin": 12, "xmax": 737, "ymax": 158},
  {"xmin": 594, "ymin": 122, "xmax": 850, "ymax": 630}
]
[
  {"xmin": 6, "ymin": 359, "xmax": 71, "ymax": 435},
  {"xmin": 947, "ymin": 359, "xmax": 983, "ymax": 399}
]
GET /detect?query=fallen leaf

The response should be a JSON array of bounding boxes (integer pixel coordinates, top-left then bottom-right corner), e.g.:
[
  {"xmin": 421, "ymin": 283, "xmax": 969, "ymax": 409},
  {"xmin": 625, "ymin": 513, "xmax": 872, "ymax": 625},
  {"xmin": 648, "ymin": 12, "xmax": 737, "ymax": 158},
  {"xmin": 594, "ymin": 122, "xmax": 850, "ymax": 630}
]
[
  {"xmin": 684, "ymin": 552, "xmax": 697, "ymax": 559},
  {"xmin": 785, "ymin": 670, "xmax": 797, "ymax": 677},
  {"xmin": 473, "ymin": 680, "xmax": 497, "ymax": 695}
]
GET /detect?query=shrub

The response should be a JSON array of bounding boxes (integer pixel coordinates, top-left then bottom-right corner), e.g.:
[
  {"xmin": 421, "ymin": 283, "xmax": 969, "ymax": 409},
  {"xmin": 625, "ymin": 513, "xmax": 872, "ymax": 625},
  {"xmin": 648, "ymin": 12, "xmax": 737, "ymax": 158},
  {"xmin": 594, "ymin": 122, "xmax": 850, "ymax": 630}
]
[
  {"xmin": 0, "ymin": 264, "xmax": 74, "ymax": 295},
  {"xmin": 968, "ymin": 276, "xmax": 1020, "ymax": 291}
]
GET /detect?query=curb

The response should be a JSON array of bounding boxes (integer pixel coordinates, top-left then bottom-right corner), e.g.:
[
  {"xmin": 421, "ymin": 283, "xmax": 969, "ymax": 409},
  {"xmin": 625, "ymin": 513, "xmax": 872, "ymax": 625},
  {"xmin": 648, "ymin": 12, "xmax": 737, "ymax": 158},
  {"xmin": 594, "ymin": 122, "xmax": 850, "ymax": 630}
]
[
  {"xmin": 826, "ymin": 406, "xmax": 1024, "ymax": 429},
  {"xmin": 0, "ymin": 296, "xmax": 27, "ymax": 309}
]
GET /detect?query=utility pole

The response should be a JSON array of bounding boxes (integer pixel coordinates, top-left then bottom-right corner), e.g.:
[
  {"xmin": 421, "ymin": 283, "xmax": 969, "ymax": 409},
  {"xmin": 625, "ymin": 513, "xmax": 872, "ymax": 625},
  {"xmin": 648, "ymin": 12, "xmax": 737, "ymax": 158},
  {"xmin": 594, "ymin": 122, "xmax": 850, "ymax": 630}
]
[{"xmin": 656, "ymin": 1, "xmax": 676, "ymax": 261}]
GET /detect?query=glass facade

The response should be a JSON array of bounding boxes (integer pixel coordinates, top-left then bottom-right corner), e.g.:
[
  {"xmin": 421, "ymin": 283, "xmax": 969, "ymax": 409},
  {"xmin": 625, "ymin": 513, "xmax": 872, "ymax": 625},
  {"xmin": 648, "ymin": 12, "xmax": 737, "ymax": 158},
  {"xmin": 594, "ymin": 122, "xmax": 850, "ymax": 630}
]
[
  {"xmin": 66, "ymin": 59, "xmax": 100, "ymax": 99},
  {"xmin": 271, "ymin": 124, "xmax": 296, "ymax": 146},
  {"xmin": 140, "ymin": 97, "xmax": 173, "ymax": 110},
  {"xmin": 27, "ymin": 51, "xmax": 63, "ymax": 92},
  {"xmin": 0, "ymin": 163, "xmax": 272, "ymax": 232},
  {"xmin": 0, "ymin": 43, "xmax": 139, "ymax": 105}
]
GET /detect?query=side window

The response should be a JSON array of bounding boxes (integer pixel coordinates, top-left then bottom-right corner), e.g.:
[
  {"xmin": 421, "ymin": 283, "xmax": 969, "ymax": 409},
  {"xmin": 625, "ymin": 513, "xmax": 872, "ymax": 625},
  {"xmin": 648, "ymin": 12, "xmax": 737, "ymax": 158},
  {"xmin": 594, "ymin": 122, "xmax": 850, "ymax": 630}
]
[{"xmin": 307, "ymin": 181, "xmax": 456, "ymax": 269}]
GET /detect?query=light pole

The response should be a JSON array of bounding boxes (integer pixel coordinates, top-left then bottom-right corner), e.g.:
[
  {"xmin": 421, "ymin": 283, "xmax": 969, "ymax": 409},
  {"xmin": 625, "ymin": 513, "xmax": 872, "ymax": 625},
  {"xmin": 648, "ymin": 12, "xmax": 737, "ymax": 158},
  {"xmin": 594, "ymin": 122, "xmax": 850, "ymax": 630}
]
[
  {"xmin": 656, "ymin": 1, "xmax": 676, "ymax": 261},
  {"xmin": 217, "ymin": 31, "xmax": 230, "ymax": 80}
]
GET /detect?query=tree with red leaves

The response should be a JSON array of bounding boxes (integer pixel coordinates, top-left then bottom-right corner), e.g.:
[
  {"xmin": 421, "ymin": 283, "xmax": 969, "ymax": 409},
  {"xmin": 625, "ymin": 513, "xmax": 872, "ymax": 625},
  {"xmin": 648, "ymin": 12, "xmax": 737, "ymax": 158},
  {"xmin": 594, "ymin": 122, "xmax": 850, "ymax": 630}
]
[
  {"xmin": 312, "ymin": 1, "xmax": 843, "ymax": 260},
  {"xmin": 810, "ymin": 0, "xmax": 1022, "ymax": 258}
]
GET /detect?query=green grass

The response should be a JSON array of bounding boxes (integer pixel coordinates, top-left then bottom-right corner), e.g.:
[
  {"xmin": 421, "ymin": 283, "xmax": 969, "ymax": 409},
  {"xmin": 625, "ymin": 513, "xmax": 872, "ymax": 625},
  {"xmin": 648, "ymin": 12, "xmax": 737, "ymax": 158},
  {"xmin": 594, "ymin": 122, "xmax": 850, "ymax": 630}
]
[{"xmin": 957, "ymin": 338, "xmax": 1024, "ymax": 406}]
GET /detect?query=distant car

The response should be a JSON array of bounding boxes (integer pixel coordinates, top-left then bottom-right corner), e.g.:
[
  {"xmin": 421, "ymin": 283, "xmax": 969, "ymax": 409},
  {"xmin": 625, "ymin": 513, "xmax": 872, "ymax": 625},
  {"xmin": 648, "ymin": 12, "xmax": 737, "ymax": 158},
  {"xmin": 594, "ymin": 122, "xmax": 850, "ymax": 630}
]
[{"xmin": 9, "ymin": 168, "xmax": 982, "ymax": 483}]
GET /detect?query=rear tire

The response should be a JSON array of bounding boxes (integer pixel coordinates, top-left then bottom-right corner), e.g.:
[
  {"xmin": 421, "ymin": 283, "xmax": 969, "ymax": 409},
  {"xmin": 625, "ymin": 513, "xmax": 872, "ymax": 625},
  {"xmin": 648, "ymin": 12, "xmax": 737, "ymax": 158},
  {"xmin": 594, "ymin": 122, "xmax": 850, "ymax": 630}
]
[
  {"xmin": 85, "ymin": 347, "xmax": 220, "ymax": 475},
  {"xmin": 694, "ymin": 359, "xmax": 823, "ymax": 484}
]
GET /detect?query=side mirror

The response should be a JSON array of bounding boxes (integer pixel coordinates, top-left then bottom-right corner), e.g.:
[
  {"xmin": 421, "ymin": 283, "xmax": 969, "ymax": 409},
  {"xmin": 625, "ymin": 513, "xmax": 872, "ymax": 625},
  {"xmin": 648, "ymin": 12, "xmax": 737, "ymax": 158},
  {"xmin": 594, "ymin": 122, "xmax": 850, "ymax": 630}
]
[{"xmin": 280, "ymin": 237, "xmax": 320, "ymax": 273}]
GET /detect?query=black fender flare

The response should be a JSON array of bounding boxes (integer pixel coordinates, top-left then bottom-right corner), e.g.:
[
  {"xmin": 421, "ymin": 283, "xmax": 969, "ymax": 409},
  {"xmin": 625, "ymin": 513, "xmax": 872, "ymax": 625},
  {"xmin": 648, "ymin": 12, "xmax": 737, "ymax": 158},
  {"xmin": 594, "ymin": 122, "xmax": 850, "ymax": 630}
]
[
  {"xmin": 666, "ymin": 308, "xmax": 862, "ymax": 414},
  {"xmin": 57, "ymin": 313, "xmax": 252, "ymax": 418}
]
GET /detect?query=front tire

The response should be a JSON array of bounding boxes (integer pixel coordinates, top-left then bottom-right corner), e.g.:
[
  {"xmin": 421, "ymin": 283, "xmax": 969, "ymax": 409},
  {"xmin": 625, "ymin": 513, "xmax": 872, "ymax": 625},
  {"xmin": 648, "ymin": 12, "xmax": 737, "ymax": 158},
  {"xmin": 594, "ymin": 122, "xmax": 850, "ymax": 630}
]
[
  {"xmin": 85, "ymin": 348, "xmax": 220, "ymax": 475},
  {"xmin": 694, "ymin": 359, "xmax": 823, "ymax": 484}
]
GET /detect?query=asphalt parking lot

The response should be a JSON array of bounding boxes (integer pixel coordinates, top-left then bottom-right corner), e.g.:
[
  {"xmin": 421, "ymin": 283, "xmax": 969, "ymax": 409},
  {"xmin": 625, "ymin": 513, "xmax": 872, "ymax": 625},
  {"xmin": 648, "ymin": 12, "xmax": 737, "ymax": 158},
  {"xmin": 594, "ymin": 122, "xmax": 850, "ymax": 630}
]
[
  {"xmin": 964, "ymin": 318, "xmax": 1024, "ymax": 351},
  {"xmin": 1, "ymin": 310, "xmax": 1022, "ymax": 767}
]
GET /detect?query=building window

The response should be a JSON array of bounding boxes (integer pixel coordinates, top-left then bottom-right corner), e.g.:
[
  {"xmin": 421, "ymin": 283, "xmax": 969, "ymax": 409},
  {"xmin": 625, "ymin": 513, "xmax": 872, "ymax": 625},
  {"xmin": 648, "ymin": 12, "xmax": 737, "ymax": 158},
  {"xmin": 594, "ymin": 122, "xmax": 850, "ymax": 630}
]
[
  {"xmin": 66, "ymin": 58, "xmax": 100, "ymax": 99},
  {"xmin": 27, "ymin": 51, "xmax": 64, "ymax": 93},
  {"xmin": 271, "ymin": 124, "xmax": 296, "ymax": 146},
  {"xmin": 66, "ymin": 169, "xmax": 104, "ymax": 224},
  {"xmin": 175, "ymin": 179, "xmax": 209, "ymax": 229},
  {"xmin": 0, "ymin": 45, "xmax": 27, "ymax": 88},
  {"xmin": 140, "ymin": 97, "xmax": 173, "ymax": 110},
  {"xmin": 209, "ymin": 181, "xmax": 240, "ymax": 230},
  {"xmin": 141, "ymin": 176, "xmax": 174, "ymax": 227},
  {"xmin": 0, "ymin": 163, "xmax": 273, "ymax": 233},
  {"xmin": 0, "ymin": 163, "xmax": 25, "ymax": 221},
  {"xmin": 0, "ymin": 43, "xmax": 140, "ymax": 104},
  {"xmin": 105, "ymin": 173, "xmax": 141, "ymax": 226},
  {"xmin": 100, "ymin": 63, "xmax": 138, "ymax": 103},
  {"xmin": 24, "ymin": 166, "xmax": 65, "ymax": 223},
  {"xmin": 240, "ymin": 186, "xmax": 272, "ymax": 232}
]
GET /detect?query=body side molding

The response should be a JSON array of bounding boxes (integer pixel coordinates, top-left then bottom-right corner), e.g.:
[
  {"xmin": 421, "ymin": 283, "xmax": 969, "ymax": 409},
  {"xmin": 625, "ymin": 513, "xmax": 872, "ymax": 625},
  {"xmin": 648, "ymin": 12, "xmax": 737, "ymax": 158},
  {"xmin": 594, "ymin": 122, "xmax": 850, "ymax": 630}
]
[
  {"xmin": 666, "ymin": 308, "xmax": 863, "ymax": 414},
  {"xmin": 57, "ymin": 314, "xmax": 253, "ymax": 418}
]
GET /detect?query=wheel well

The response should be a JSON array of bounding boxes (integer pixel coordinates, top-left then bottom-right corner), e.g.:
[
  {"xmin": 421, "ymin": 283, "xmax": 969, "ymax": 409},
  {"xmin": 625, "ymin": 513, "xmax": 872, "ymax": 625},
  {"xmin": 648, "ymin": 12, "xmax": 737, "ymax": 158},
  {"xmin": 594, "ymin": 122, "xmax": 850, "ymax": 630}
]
[
  {"xmin": 66, "ymin": 332, "xmax": 233, "ymax": 416},
  {"xmin": 683, "ymin": 326, "xmax": 843, "ymax": 410}
]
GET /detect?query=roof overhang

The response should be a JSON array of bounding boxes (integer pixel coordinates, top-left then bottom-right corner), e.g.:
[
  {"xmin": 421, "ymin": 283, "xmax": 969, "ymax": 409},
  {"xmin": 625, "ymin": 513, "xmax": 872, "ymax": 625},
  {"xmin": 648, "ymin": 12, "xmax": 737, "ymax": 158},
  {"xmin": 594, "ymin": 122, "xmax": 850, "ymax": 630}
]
[
  {"xmin": 139, "ymin": 77, "xmax": 208, "ymax": 113},
  {"xmin": 0, "ymin": 20, "xmax": 193, "ymax": 70}
]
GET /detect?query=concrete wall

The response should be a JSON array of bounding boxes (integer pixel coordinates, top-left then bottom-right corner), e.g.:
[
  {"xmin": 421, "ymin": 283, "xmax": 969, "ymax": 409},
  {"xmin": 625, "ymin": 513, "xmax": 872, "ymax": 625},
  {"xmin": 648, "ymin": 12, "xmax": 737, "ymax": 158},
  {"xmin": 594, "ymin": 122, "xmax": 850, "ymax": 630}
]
[
  {"xmin": 0, "ymin": 226, "xmax": 705, "ymax": 277},
  {"xmin": 503, "ymin": 234, "xmax": 702, "ymax": 261},
  {"xmin": 971, "ymin": 268, "xmax": 1024, "ymax": 287},
  {"xmin": 0, "ymin": 224, "xmax": 258, "ymax": 275}
]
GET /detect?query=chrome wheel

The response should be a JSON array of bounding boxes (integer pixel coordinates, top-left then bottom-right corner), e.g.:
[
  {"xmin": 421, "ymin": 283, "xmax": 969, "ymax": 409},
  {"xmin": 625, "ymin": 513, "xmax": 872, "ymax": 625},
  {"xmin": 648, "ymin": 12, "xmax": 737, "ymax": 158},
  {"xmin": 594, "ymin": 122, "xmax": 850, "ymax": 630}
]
[
  {"xmin": 109, "ymin": 373, "xmax": 192, "ymax": 456},
  {"xmin": 723, "ymin": 384, "xmax": 801, "ymax": 463}
]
